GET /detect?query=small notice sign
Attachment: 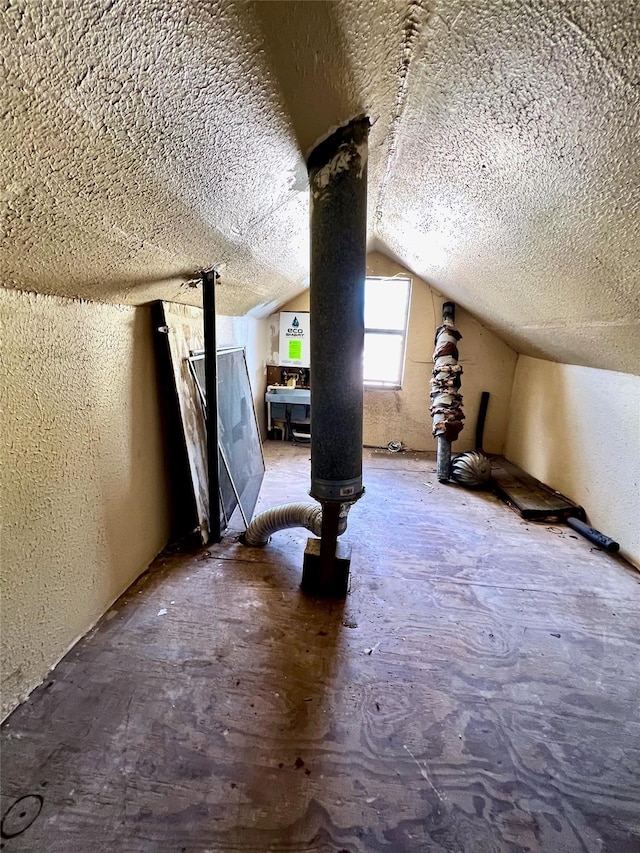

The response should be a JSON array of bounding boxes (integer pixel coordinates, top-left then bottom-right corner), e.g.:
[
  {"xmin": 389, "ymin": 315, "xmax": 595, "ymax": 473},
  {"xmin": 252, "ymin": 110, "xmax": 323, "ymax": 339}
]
[
  {"xmin": 288, "ymin": 339, "xmax": 302, "ymax": 360},
  {"xmin": 279, "ymin": 311, "xmax": 310, "ymax": 366}
]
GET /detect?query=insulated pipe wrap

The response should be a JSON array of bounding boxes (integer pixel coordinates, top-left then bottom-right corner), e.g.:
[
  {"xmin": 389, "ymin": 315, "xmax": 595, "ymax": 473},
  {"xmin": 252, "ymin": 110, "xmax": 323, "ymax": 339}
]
[
  {"xmin": 307, "ymin": 118, "xmax": 369, "ymax": 504},
  {"xmin": 430, "ymin": 302, "xmax": 465, "ymax": 443}
]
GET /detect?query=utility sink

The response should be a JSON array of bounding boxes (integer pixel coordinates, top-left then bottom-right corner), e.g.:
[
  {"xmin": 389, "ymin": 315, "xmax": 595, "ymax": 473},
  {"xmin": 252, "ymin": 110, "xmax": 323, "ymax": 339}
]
[{"xmin": 265, "ymin": 385, "xmax": 311, "ymax": 405}]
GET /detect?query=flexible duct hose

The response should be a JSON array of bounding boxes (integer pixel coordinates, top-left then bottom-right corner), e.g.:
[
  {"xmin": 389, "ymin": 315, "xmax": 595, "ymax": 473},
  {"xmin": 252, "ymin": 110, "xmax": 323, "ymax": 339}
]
[
  {"xmin": 241, "ymin": 503, "xmax": 322, "ymax": 546},
  {"xmin": 240, "ymin": 502, "xmax": 349, "ymax": 547}
]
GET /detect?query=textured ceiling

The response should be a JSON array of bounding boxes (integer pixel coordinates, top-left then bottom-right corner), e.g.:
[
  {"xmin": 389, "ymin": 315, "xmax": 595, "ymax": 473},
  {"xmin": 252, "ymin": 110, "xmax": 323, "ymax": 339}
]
[{"xmin": 1, "ymin": 0, "xmax": 639, "ymax": 372}]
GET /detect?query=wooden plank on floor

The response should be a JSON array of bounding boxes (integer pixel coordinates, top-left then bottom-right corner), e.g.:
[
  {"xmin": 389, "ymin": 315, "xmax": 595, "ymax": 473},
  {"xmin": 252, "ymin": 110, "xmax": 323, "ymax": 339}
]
[{"xmin": 491, "ymin": 456, "xmax": 580, "ymax": 519}]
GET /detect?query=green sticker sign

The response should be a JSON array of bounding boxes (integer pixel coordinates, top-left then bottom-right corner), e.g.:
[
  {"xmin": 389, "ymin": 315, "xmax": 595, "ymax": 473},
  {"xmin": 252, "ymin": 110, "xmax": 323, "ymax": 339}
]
[{"xmin": 288, "ymin": 339, "xmax": 302, "ymax": 360}]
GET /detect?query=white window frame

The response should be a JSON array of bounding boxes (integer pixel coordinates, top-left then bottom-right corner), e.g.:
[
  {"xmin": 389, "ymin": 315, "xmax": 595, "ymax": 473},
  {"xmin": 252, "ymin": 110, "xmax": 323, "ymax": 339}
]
[{"xmin": 363, "ymin": 276, "xmax": 412, "ymax": 390}]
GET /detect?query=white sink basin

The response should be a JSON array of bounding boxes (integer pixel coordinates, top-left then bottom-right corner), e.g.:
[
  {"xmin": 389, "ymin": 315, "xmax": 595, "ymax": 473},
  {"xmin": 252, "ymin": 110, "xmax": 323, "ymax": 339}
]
[{"xmin": 265, "ymin": 386, "xmax": 311, "ymax": 405}]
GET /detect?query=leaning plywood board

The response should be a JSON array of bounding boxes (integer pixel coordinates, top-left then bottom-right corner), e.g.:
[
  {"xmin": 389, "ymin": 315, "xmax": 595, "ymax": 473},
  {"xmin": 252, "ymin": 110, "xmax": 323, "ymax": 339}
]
[
  {"xmin": 491, "ymin": 457, "xmax": 581, "ymax": 520},
  {"xmin": 159, "ymin": 302, "xmax": 210, "ymax": 543}
]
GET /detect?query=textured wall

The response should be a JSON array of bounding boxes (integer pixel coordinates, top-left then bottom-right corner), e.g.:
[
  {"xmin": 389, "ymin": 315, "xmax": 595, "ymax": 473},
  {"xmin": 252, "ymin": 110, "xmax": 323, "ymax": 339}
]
[
  {"xmin": 277, "ymin": 253, "xmax": 517, "ymax": 453},
  {"xmin": 0, "ymin": 290, "xmax": 171, "ymax": 719},
  {"xmin": 505, "ymin": 356, "xmax": 640, "ymax": 567}
]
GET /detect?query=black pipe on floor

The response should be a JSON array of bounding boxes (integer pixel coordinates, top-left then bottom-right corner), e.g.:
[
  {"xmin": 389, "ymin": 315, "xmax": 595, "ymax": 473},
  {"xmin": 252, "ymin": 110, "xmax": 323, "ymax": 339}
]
[{"xmin": 566, "ymin": 516, "xmax": 620, "ymax": 553}]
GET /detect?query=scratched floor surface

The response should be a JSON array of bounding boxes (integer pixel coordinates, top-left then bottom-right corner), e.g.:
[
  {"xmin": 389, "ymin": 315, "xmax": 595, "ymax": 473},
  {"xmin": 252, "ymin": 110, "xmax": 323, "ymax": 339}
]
[{"xmin": 2, "ymin": 443, "xmax": 640, "ymax": 852}]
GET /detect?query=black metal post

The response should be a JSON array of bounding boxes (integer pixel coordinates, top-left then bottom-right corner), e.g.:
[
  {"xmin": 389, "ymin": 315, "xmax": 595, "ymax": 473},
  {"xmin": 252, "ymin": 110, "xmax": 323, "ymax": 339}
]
[
  {"xmin": 202, "ymin": 269, "xmax": 221, "ymax": 544},
  {"xmin": 475, "ymin": 391, "xmax": 490, "ymax": 451},
  {"xmin": 318, "ymin": 501, "xmax": 341, "ymax": 589}
]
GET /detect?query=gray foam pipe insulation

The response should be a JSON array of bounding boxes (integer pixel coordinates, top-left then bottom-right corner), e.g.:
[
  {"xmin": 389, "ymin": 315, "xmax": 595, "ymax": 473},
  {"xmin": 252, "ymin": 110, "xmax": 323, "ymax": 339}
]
[
  {"xmin": 307, "ymin": 116, "xmax": 369, "ymax": 506},
  {"xmin": 242, "ymin": 118, "xmax": 369, "ymax": 579}
]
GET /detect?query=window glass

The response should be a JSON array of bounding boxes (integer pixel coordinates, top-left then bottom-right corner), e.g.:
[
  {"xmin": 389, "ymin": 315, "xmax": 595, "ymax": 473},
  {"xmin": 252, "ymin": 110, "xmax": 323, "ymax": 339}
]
[
  {"xmin": 363, "ymin": 333, "xmax": 404, "ymax": 384},
  {"xmin": 363, "ymin": 276, "xmax": 411, "ymax": 388},
  {"xmin": 364, "ymin": 278, "xmax": 410, "ymax": 331}
]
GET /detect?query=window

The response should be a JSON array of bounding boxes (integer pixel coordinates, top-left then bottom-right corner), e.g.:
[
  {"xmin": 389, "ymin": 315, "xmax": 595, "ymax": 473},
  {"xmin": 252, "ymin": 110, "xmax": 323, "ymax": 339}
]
[{"xmin": 364, "ymin": 276, "xmax": 411, "ymax": 388}]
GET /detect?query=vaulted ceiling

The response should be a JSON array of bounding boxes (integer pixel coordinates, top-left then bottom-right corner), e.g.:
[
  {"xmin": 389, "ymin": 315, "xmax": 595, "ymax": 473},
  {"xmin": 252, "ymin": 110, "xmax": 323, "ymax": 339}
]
[{"xmin": 2, "ymin": 0, "xmax": 639, "ymax": 372}]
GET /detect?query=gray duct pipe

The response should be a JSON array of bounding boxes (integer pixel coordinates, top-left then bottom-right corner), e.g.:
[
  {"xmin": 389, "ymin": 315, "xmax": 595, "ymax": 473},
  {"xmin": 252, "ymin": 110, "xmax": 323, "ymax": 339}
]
[
  {"xmin": 240, "ymin": 117, "xmax": 369, "ymax": 597},
  {"xmin": 304, "ymin": 116, "xmax": 369, "ymax": 596},
  {"xmin": 307, "ymin": 117, "xmax": 369, "ymax": 505}
]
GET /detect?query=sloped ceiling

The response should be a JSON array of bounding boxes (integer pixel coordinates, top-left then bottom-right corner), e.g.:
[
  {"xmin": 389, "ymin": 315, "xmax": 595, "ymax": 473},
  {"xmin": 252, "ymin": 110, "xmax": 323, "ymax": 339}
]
[{"xmin": 2, "ymin": 0, "xmax": 638, "ymax": 373}]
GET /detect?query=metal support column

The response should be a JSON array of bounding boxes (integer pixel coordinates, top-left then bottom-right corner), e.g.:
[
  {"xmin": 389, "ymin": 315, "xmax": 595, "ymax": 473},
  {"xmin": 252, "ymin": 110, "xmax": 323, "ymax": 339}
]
[{"xmin": 202, "ymin": 268, "xmax": 221, "ymax": 544}]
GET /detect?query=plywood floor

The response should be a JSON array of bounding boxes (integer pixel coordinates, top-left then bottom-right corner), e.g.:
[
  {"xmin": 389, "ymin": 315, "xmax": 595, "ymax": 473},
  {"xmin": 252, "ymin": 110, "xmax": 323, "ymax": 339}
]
[{"xmin": 2, "ymin": 443, "xmax": 640, "ymax": 852}]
